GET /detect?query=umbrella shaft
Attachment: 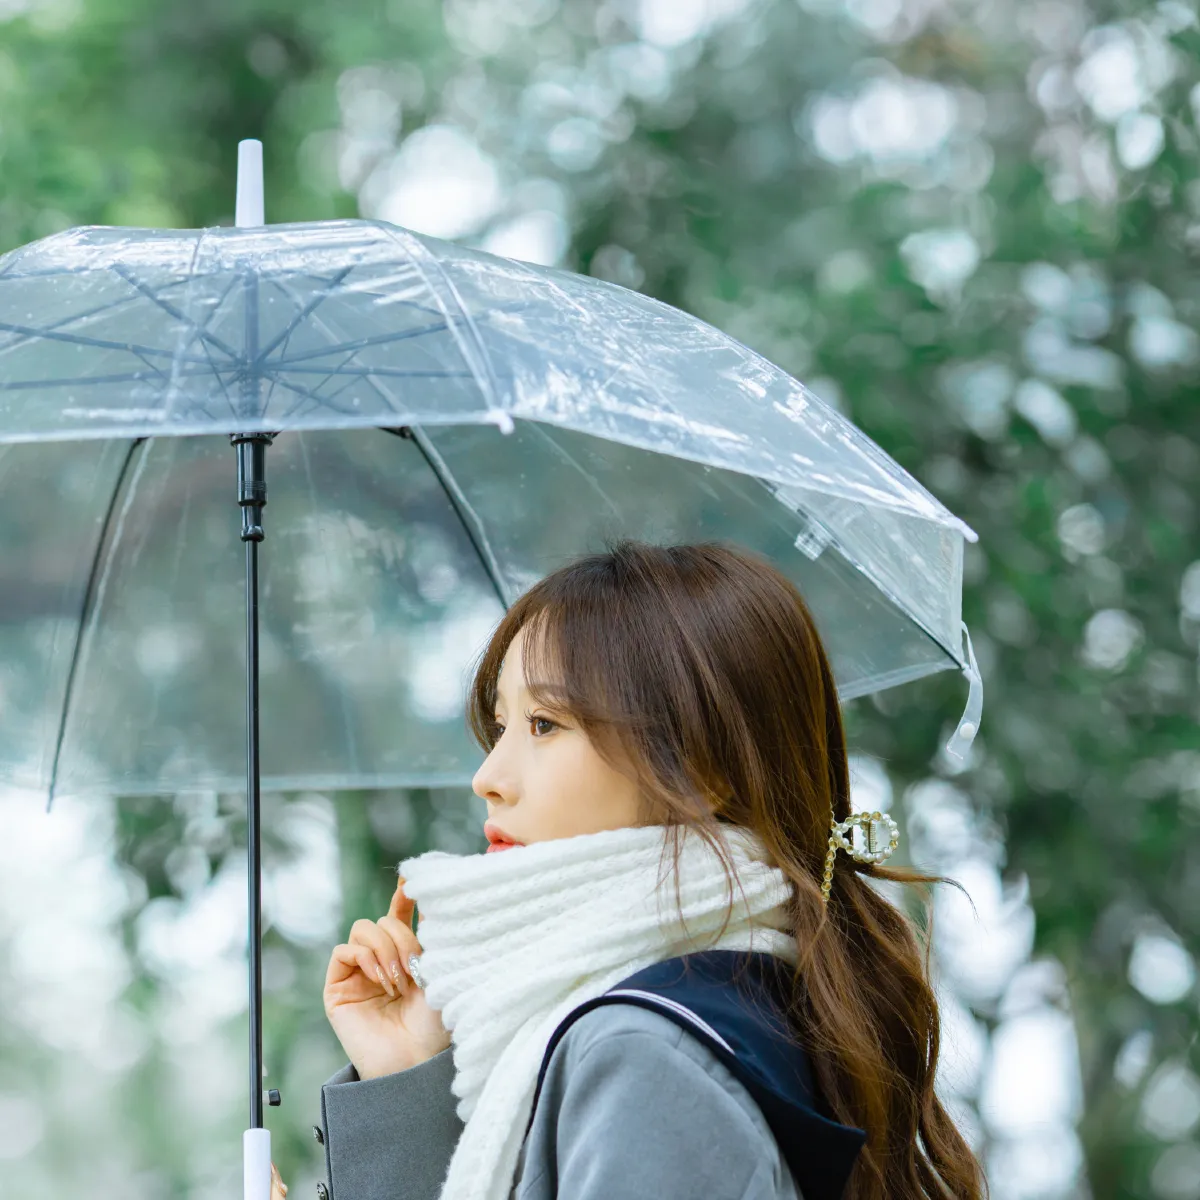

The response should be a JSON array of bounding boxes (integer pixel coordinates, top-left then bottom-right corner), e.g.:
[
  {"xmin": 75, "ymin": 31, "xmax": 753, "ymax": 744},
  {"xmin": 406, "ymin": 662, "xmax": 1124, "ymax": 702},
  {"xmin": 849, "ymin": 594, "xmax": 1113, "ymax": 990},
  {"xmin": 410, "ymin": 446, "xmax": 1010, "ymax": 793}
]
[
  {"xmin": 245, "ymin": 534, "xmax": 265, "ymax": 1130},
  {"xmin": 233, "ymin": 431, "xmax": 274, "ymax": 1132}
]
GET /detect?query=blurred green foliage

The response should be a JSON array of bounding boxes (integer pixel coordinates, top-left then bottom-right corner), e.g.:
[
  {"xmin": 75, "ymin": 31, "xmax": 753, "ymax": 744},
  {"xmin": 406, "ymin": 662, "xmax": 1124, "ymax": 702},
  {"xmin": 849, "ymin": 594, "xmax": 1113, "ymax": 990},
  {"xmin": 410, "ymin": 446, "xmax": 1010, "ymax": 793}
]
[{"xmin": 0, "ymin": 0, "xmax": 1198, "ymax": 1197}]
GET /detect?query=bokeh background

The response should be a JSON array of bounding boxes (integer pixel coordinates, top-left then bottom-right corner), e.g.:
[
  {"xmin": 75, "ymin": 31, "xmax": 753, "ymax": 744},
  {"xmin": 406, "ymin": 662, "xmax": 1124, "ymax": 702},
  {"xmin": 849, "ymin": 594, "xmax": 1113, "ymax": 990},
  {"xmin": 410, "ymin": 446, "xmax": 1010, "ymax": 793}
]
[{"xmin": 0, "ymin": 0, "xmax": 1198, "ymax": 1197}]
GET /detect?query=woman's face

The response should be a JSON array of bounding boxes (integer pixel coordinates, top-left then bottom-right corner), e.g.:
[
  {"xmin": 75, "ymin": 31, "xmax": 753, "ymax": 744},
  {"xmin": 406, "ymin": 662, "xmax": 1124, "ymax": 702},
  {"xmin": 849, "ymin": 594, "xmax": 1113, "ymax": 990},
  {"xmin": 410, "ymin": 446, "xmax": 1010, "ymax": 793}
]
[{"xmin": 471, "ymin": 625, "xmax": 643, "ymax": 849}]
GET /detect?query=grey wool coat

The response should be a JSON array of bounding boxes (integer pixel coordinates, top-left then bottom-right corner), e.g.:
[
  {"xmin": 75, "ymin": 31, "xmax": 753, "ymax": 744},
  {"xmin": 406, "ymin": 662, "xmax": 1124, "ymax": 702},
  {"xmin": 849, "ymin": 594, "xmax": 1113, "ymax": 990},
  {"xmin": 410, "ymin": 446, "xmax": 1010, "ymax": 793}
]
[{"xmin": 315, "ymin": 1002, "xmax": 803, "ymax": 1200}]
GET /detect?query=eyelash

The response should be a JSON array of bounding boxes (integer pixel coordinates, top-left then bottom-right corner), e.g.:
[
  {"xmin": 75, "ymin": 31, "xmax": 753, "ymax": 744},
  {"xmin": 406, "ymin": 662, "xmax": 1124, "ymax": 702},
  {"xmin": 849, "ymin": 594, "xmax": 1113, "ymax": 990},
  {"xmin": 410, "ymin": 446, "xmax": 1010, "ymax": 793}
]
[{"xmin": 492, "ymin": 711, "xmax": 558, "ymax": 741}]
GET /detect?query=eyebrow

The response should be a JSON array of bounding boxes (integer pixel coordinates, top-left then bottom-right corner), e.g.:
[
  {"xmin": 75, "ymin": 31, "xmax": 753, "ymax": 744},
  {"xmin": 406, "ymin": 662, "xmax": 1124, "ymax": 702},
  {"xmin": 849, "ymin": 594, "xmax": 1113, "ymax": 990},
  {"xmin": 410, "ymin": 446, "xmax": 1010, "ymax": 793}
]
[
  {"xmin": 492, "ymin": 679, "xmax": 528, "ymax": 709},
  {"xmin": 493, "ymin": 678, "xmax": 567, "ymax": 712}
]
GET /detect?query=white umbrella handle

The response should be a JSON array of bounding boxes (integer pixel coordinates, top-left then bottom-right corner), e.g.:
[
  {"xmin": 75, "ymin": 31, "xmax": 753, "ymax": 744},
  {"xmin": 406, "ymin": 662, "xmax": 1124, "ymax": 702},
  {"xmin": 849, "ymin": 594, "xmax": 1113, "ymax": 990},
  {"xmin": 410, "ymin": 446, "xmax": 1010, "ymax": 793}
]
[{"xmin": 244, "ymin": 1128, "xmax": 271, "ymax": 1200}]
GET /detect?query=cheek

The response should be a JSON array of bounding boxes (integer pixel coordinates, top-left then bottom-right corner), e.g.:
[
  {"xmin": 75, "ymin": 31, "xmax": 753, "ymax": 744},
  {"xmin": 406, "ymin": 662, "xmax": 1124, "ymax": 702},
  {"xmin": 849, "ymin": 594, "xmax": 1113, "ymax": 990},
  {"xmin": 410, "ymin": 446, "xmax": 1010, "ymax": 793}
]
[
  {"xmin": 565, "ymin": 743, "xmax": 640, "ymax": 826},
  {"xmin": 523, "ymin": 742, "xmax": 598, "ymax": 831}
]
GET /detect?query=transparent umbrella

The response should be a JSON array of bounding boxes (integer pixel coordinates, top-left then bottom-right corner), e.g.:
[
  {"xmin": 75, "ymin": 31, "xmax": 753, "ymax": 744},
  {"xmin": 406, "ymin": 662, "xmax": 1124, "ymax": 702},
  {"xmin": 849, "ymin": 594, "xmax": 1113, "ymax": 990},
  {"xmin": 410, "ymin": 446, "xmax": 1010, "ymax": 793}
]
[{"xmin": 0, "ymin": 141, "xmax": 981, "ymax": 1197}]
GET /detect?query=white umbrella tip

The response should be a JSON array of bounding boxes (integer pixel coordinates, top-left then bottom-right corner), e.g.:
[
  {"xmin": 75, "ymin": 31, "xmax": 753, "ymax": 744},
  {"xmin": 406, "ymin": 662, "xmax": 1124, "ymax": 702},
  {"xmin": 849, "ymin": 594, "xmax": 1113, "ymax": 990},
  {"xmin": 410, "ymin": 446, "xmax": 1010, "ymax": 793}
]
[{"xmin": 236, "ymin": 139, "xmax": 265, "ymax": 228}]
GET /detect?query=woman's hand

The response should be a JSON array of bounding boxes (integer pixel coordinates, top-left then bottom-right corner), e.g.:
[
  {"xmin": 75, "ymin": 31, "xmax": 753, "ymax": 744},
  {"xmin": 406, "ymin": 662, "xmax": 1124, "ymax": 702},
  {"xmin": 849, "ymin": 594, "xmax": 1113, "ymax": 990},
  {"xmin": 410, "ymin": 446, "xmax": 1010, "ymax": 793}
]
[
  {"xmin": 324, "ymin": 877, "xmax": 451, "ymax": 1080},
  {"xmin": 270, "ymin": 1161, "xmax": 287, "ymax": 1199}
]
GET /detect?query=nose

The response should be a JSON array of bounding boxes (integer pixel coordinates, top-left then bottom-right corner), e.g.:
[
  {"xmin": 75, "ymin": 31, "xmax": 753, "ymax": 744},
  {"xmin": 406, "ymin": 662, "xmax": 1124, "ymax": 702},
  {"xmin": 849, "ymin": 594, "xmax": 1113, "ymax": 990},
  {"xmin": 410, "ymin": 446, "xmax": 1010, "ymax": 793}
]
[{"xmin": 472, "ymin": 744, "xmax": 516, "ymax": 807}]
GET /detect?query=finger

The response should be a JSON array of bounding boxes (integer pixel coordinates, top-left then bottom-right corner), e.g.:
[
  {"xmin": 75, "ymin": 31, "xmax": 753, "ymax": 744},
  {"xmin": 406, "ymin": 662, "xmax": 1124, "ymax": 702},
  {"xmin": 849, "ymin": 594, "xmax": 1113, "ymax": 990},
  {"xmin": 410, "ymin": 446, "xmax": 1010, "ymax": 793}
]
[
  {"xmin": 347, "ymin": 920, "xmax": 400, "ymax": 998},
  {"xmin": 324, "ymin": 943, "xmax": 360, "ymax": 988},
  {"xmin": 377, "ymin": 913, "xmax": 423, "ymax": 988},
  {"xmin": 326, "ymin": 942, "xmax": 374, "ymax": 986},
  {"xmin": 325, "ymin": 943, "xmax": 390, "ymax": 997},
  {"xmin": 389, "ymin": 876, "xmax": 415, "ymax": 925}
]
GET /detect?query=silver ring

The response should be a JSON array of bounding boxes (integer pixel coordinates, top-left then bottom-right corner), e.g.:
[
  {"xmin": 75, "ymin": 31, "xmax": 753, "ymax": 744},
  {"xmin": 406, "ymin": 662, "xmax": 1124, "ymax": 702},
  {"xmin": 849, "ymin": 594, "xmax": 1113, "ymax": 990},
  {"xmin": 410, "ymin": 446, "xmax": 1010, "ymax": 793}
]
[{"xmin": 407, "ymin": 952, "xmax": 428, "ymax": 990}]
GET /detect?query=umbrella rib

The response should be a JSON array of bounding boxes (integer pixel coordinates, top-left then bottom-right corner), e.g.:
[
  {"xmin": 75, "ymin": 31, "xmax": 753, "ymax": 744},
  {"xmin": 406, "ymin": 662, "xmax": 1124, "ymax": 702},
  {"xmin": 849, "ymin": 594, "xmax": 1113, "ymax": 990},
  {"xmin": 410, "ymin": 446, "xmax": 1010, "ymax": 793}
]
[
  {"xmin": 381, "ymin": 426, "xmax": 510, "ymax": 612},
  {"xmin": 275, "ymin": 360, "xmax": 361, "ymax": 418},
  {"xmin": 0, "ymin": 272, "xmax": 240, "ymax": 364},
  {"xmin": 378, "ymin": 224, "xmax": 508, "ymax": 410},
  {"xmin": 266, "ymin": 319, "xmax": 454, "ymax": 368},
  {"xmin": 167, "ymin": 271, "xmax": 244, "ymax": 365},
  {"xmin": 271, "ymin": 298, "xmax": 534, "ymax": 372},
  {"xmin": 45, "ymin": 437, "xmax": 147, "ymax": 812},
  {"xmin": 127, "ymin": 345, "xmax": 171, "ymax": 383},
  {"xmin": 263, "ymin": 373, "xmax": 380, "ymax": 422},
  {"xmin": 262, "ymin": 274, "xmax": 468, "ymax": 420},
  {"xmin": 0, "ymin": 320, "xmax": 213, "ymax": 364},
  {"xmin": 0, "ymin": 366, "xmax": 227, "ymax": 391},
  {"xmin": 269, "ymin": 329, "xmax": 373, "ymax": 414},
  {"xmin": 258, "ymin": 368, "xmax": 486, "ymax": 428},
  {"xmin": 160, "ymin": 272, "xmax": 245, "ymax": 426},
  {"xmin": 255, "ymin": 267, "xmax": 354, "ymax": 362},
  {"xmin": 198, "ymin": 330, "xmax": 241, "ymax": 423},
  {"xmin": 0, "ymin": 292, "xmax": 146, "ymax": 354},
  {"xmin": 271, "ymin": 365, "xmax": 484, "ymax": 377},
  {"xmin": 110, "ymin": 264, "xmax": 242, "ymax": 362}
]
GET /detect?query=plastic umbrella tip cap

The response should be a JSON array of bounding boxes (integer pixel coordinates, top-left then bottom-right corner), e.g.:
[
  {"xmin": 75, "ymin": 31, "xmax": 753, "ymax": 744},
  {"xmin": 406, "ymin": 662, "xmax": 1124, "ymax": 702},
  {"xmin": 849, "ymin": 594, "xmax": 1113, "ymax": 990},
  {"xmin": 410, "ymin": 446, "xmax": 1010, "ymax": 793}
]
[{"xmin": 237, "ymin": 139, "xmax": 265, "ymax": 228}]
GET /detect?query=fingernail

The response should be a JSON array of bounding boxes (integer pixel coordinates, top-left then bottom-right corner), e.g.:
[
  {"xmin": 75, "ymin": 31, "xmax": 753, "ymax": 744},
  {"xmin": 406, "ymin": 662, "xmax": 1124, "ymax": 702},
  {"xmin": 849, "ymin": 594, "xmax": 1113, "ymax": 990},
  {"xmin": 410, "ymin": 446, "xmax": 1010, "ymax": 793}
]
[
  {"xmin": 390, "ymin": 961, "xmax": 403, "ymax": 986},
  {"xmin": 376, "ymin": 965, "xmax": 394, "ymax": 997}
]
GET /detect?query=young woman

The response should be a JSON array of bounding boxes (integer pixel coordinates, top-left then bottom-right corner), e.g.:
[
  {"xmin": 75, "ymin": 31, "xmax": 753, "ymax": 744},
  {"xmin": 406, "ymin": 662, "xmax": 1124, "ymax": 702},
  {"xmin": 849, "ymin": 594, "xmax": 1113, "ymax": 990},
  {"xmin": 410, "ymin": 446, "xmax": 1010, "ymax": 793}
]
[{"xmin": 293, "ymin": 540, "xmax": 985, "ymax": 1200}]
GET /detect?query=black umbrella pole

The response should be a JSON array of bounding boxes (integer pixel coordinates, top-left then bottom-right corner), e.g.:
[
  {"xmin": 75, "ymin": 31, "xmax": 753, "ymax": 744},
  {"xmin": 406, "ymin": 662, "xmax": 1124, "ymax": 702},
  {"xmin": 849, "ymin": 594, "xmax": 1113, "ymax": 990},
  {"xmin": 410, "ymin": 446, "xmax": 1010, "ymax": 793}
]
[
  {"xmin": 245, "ymin": 532, "xmax": 265, "ymax": 1130},
  {"xmin": 232, "ymin": 432, "xmax": 276, "ymax": 1133}
]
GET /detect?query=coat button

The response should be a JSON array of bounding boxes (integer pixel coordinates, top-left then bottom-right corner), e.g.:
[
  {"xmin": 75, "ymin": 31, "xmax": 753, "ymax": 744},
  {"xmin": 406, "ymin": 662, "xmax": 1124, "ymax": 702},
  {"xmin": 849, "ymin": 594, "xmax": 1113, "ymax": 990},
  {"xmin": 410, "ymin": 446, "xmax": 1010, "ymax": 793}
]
[
  {"xmin": 316, "ymin": 1184, "xmax": 329, "ymax": 1200},
  {"xmin": 312, "ymin": 1125, "xmax": 324, "ymax": 1144}
]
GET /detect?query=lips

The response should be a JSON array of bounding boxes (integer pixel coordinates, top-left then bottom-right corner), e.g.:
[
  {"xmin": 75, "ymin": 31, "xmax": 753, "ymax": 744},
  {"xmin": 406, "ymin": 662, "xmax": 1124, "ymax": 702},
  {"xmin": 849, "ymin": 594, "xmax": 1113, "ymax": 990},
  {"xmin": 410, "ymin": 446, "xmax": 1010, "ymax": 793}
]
[{"xmin": 484, "ymin": 821, "xmax": 522, "ymax": 852}]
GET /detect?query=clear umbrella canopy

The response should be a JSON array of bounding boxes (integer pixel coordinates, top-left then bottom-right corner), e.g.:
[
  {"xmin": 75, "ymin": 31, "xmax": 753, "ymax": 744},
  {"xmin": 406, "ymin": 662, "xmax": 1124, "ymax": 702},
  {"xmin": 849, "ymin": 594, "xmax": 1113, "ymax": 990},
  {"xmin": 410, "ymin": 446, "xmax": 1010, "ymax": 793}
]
[{"xmin": 0, "ymin": 217, "xmax": 975, "ymax": 800}]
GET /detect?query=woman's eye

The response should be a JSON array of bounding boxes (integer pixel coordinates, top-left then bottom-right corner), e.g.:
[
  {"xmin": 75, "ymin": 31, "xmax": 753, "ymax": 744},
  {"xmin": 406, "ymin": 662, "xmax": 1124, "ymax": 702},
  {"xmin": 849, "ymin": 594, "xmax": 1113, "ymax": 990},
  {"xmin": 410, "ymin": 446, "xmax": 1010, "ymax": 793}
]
[{"xmin": 525, "ymin": 712, "xmax": 556, "ymax": 737}]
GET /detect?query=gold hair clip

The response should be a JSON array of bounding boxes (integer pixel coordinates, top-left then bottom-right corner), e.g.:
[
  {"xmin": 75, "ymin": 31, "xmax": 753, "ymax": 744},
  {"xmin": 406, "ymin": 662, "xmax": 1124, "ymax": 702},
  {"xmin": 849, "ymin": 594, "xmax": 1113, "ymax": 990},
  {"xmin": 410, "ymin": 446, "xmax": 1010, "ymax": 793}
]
[{"xmin": 820, "ymin": 811, "xmax": 900, "ymax": 903}]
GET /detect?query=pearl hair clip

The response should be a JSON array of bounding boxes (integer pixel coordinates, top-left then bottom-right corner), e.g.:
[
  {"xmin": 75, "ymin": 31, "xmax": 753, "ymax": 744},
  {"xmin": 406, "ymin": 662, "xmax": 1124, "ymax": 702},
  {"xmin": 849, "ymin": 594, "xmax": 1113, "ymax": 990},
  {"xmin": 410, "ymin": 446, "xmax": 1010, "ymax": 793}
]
[{"xmin": 820, "ymin": 810, "xmax": 901, "ymax": 903}]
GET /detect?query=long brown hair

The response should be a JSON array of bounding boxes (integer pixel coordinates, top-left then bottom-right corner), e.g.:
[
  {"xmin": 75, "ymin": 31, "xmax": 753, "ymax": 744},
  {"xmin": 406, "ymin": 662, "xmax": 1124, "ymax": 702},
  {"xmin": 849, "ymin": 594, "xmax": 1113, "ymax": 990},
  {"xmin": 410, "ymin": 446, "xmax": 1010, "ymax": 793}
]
[{"xmin": 466, "ymin": 539, "xmax": 985, "ymax": 1200}]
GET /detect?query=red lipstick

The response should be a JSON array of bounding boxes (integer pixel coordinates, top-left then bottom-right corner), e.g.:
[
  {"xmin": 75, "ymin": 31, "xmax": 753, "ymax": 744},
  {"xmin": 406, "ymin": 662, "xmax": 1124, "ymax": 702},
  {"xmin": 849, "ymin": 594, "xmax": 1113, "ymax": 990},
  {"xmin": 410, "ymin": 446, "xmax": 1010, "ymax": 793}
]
[{"xmin": 484, "ymin": 821, "xmax": 523, "ymax": 852}]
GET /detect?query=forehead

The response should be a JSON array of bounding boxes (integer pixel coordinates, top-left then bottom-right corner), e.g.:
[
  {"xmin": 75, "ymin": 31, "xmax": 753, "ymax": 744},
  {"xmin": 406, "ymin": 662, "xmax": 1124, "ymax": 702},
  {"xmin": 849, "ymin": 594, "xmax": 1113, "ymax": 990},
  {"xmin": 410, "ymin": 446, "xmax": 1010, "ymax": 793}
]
[
  {"xmin": 495, "ymin": 629, "xmax": 527, "ymax": 699},
  {"xmin": 495, "ymin": 624, "xmax": 559, "ymax": 702}
]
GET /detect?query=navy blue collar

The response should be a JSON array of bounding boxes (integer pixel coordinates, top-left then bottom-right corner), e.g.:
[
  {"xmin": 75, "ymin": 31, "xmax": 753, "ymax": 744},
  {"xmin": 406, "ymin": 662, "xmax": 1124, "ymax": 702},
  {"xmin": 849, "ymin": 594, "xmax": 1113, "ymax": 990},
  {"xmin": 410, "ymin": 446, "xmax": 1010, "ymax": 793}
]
[{"xmin": 530, "ymin": 950, "xmax": 865, "ymax": 1200}]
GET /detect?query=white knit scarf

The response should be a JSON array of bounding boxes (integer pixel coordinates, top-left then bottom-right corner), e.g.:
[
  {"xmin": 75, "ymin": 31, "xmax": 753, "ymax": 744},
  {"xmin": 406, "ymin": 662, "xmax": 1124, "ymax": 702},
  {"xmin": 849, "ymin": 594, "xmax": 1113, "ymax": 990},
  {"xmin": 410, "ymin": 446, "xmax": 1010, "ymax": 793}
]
[{"xmin": 398, "ymin": 822, "xmax": 799, "ymax": 1200}]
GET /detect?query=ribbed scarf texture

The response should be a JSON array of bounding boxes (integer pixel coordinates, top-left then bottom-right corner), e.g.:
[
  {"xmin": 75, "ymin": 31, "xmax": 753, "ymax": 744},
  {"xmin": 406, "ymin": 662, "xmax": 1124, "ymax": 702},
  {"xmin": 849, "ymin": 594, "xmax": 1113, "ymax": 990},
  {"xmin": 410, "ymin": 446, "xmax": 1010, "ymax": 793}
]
[{"xmin": 398, "ymin": 822, "xmax": 799, "ymax": 1200}]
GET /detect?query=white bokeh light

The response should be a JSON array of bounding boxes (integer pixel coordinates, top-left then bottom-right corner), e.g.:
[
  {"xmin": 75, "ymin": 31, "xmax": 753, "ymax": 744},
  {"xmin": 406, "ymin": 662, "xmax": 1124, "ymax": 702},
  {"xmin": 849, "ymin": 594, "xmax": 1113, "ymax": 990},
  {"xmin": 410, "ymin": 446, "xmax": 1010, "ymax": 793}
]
[
  {"xmin": 933, "ymin": 859, "xmax": 1037, "ymax": 1003},
  {"xmin": 810, "ymin": 74, "xmax": 958, "ymax": 166},
  {"xmin": 981, "ymin": 1007, "xmax": 1082, "ymax": 1134},
  {"xmin": 0, "ymin": 1094, "xmax": 44, "ymax": 1162},
  {"xmin": 899, "ymin": 228, "xmax": 981, "ymax": 303},
  {"xmin": 1115, "ymin": 111, "xmax": 1165, "ymax": 170},
  {"xmin": 480, "ymin": 210, "xmax": 569, "ymax": 265},
  {"xmin": 635, "ymin": 0, "xmax": 756, "ymax": 48},
  {"xmin": 361, "ymin": 125, "xmax": 503, "ymax": 240},
  {"xmin": 407, "ymin": 603, "xmax": 504, "ymax": 722},
  {"xmin": 1074, "ymin": 25, "xmax": 1175, "ymax": 122},
  {"xmin": 1129, "ymin": 314, "xmax": 1200, "ymax": 370},
  {"xmin": 980, "ymin": 961, "xmax": 1085, "ymax": 1200},
  {"xmin": 1057, "ymin": 503, "xmax": 1106, "ymax": 558},
  {"xmin": 1140, "ymin": 1060, "xmax": 1200, "ymax": 1140},
  {"xmin": 264, "ymin": 794, "xmax": 342, "ymax": 947},
  {"xmin": 1012, "ymin": 378, "xmax": 1077, "ymax": 446},
  {"xmin": 1082, "ymin": 608, "xmax": 1144, "ymax": 671},
  {"xmin": 1128, "ymin": 929, "xmax": 1196, "ymax": 1005}
]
